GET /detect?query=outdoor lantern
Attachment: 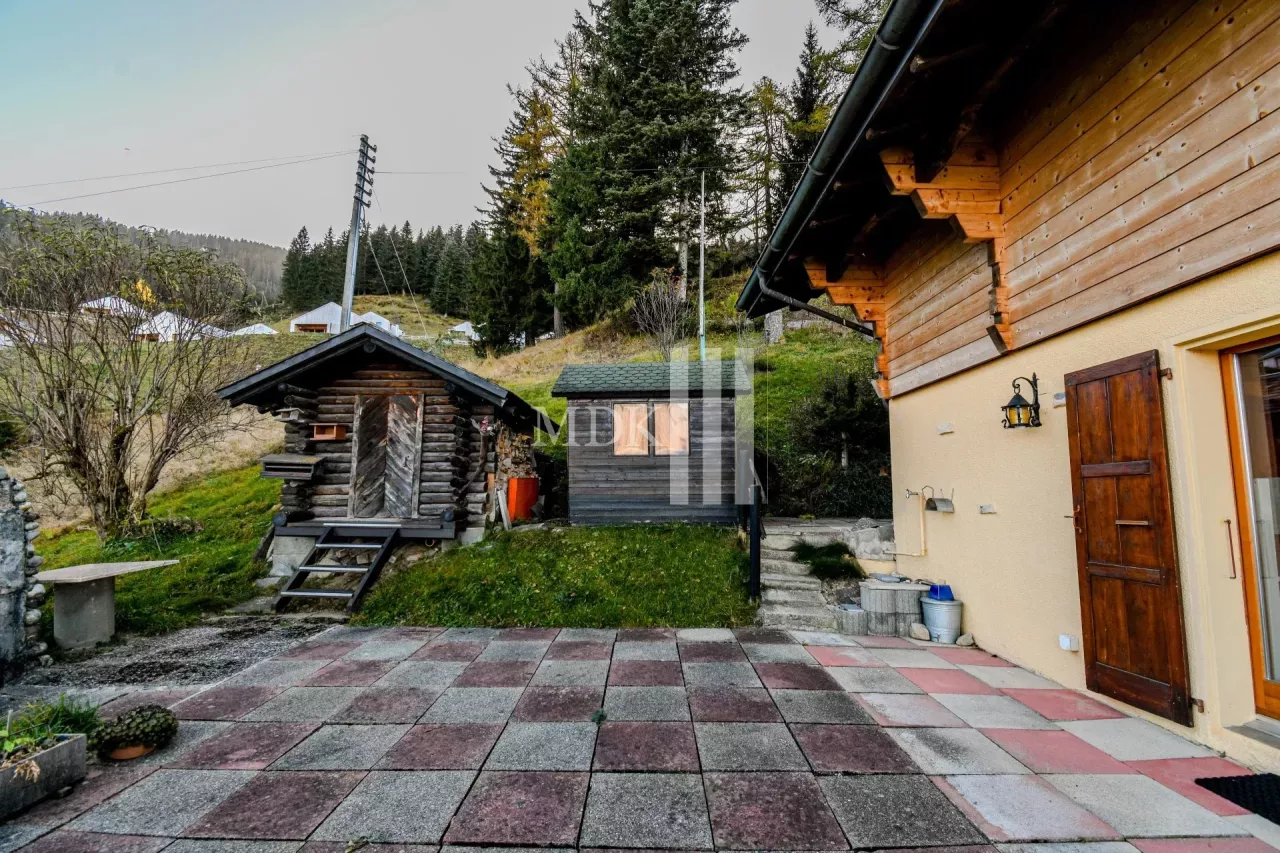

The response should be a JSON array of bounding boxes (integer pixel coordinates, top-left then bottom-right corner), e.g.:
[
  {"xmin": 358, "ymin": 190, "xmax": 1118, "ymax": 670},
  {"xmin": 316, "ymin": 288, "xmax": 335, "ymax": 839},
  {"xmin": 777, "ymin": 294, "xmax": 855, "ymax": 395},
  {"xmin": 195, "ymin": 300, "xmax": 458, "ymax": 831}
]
[{"xmin": 1001, "ymin": 374, "xmax": 1041, "ymax": 429}]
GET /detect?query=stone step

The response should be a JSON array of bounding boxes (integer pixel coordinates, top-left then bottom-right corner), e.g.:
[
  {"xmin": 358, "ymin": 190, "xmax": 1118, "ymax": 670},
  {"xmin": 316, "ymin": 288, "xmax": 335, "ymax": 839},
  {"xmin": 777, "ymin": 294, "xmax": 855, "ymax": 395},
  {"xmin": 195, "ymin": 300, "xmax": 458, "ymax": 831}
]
[
  {"xmin": 763, "ymin": 532, "xmax": 845, "ymax": 549},
  {"xmin": 761, "ymin": 557, "xmax": 812, "ymax": 576},
  {"xmin": 761, "ymin": 548, "xmax": 796, "ymax": 562},
  {"xmin": 760, "ymin": 573, "xmax": 821, "ymax": 591},
  {"xmin": 762, "ymin": 588, "xmax": 827, "ymax": 607},
  {"xmin": 758, "ymin": 603, "xmax": 837, "ymax": 631}
]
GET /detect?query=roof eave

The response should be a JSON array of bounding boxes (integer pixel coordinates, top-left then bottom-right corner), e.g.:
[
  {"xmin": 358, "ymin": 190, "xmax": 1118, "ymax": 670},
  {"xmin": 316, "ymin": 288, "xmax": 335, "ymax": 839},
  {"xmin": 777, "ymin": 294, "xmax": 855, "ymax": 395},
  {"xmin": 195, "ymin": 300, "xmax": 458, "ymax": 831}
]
[
  {"xmin": 218, "ymin": 325, "xmax": 556, "ymax": 433},
  {"xmin": 736, "ymin": 0, "xmax": 948, "ymax": 318}
]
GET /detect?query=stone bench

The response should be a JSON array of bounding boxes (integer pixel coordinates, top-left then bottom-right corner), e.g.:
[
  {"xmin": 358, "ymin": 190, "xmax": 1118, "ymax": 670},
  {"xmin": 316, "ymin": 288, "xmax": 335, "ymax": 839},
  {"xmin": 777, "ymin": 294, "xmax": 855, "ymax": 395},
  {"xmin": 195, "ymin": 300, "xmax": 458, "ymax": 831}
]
[{"xmin": 35, "ymin": 561, "xmax": 177, "ymax": 650}]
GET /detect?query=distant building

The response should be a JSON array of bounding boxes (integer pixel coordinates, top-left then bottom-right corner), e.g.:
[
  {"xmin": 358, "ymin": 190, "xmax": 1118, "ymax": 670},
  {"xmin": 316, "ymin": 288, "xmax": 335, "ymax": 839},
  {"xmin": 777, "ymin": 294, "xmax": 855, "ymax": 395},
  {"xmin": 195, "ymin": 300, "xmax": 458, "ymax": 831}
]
[
  {"xmin": 288, "ymin": 302, "xmax": 403, "ymax": 337},
  {"xmin": 232, "ymin": 323, "xmax": 278, "ymax": 336},
  {"xmin": 131, "ymin": 311, "xmax": 228, "ymax": 342},
  {"xmin": 79, "ymin": 296, "xmax": 149, "ymax": 319},
  {"xmin": 445, "ymin": 321, "xmax": 480, "ymax": 344}
]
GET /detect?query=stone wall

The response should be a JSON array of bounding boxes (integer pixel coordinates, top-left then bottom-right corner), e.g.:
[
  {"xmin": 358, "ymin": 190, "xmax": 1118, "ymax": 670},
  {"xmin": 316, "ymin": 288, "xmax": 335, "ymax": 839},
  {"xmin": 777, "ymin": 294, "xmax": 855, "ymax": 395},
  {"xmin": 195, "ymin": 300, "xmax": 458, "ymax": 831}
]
[{"xmin": 0, "ymin": 468, "xmax": 47, "ymax": 679}]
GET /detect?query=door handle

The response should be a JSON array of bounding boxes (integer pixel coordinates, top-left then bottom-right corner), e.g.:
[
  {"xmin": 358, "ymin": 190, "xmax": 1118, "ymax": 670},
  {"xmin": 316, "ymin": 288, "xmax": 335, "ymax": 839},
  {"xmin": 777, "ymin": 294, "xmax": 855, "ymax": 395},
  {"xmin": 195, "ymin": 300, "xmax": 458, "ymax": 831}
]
[{"xmin": 1226, "ymin": 518, "xmax": 1238, "ymax": 580}]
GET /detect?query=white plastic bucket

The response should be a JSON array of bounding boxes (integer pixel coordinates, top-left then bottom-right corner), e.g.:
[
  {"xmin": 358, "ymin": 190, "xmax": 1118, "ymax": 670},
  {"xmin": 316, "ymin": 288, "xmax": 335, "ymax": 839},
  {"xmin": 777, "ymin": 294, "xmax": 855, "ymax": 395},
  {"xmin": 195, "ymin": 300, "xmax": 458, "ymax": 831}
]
[{"xmin": 920, "ymin": 596, "xmax": 963, "ymax": 644}]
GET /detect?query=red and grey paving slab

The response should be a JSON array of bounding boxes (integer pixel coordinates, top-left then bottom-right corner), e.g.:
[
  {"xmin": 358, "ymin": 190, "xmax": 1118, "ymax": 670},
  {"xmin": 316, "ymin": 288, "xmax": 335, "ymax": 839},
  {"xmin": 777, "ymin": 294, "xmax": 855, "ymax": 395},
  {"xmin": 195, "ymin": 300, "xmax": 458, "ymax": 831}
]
[{"xmin": 7, "ymin": 625, "xmax": 1280, "ymax": 852}]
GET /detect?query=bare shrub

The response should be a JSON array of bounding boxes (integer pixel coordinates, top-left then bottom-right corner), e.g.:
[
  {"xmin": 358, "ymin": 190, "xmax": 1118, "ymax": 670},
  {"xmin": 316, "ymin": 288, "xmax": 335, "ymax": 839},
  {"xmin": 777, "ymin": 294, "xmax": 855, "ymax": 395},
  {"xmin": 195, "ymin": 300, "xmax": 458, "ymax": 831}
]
[
  {"xmin": 633, "ymin": 268, "xmax": 691, "ymax": 361},
  {"xmin": 0, "ymin": 212, "xmax": 256, "ymax": 538}
]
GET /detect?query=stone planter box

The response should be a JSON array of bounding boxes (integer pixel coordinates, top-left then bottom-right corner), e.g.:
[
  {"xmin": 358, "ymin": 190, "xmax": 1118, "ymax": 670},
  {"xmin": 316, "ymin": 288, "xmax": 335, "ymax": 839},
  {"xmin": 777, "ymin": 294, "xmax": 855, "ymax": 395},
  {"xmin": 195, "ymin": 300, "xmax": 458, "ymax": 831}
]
[{"xmin": 0, "ymin": 734, "xmax": 86, "ymax": 820}]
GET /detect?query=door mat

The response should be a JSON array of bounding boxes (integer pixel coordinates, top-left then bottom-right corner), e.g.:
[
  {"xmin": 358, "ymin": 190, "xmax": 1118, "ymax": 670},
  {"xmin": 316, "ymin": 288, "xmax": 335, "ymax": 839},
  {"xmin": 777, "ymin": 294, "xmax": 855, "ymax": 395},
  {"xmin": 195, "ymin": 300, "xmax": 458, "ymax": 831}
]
[{"xmin": 1197, "ymin": 774, "xmax": 1280, "ymax": 823}]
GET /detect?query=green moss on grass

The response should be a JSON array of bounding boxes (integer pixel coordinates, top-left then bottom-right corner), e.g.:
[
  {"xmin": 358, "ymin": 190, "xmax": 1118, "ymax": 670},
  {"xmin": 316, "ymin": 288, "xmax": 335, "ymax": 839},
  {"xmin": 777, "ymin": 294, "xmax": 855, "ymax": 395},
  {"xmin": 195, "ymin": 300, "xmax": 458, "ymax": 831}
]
[
  {"xmin": 356, "ymin": 524, "xmax": 756, "ymax": 628},
  {"xmin": 36, "ymin": 465, "xmax": 278, "ymax": 636}
]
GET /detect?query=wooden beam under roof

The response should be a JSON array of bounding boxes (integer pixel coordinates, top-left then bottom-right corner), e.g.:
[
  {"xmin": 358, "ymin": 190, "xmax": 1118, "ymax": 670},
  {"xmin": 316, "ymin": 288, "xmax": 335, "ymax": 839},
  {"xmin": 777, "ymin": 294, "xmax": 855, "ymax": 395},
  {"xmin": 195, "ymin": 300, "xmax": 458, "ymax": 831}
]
[{"xmin": 915, "ymin": 0, "xmax": 1071, "ymax": 182}]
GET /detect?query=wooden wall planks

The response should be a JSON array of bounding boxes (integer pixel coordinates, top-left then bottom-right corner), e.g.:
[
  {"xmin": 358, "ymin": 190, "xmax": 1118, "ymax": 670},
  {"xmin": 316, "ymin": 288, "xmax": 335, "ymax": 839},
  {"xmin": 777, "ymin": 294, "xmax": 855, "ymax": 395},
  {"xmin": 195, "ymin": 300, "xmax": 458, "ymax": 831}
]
[
  {"xmin": 870, "ymin": 0, "xmax": 1280, "ymax": 397},
  {"xmin": 565, "ymin": 398, "xmax": 737, "ymax": 525}
]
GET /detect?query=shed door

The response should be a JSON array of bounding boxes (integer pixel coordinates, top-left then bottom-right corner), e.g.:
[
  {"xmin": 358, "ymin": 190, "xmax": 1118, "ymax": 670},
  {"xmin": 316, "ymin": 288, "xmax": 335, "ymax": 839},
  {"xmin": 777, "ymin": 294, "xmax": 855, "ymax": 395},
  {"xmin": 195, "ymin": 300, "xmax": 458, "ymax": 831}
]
[
  {"xmin": 1065, "ymin": 350, "xmax": 1191, "ymax": 725},
  {"xmin": 350, "ymin": 394, "xmax": 423, "ymax": 518}
]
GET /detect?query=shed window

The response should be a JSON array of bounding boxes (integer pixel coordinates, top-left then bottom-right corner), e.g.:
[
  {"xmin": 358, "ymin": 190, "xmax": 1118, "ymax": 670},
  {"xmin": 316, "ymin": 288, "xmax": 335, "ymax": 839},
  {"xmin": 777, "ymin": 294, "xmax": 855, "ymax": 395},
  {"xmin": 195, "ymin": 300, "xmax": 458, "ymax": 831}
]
[
  {"xmin": 613, "ymin": 403, "xmax": 649, "ymax": 455},
  {"xmin": 654, "ymin": 403, "xmax": 689, "ymax": 456}
]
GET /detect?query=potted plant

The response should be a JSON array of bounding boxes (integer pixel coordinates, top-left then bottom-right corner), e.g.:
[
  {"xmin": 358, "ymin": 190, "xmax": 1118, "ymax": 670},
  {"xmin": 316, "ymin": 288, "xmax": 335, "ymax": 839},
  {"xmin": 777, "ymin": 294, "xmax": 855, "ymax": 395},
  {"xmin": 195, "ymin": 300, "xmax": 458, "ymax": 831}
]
[
  {"xmin": 89, "ymin": 705, "xmax": 178, "ymax": 761},
  {"xmin": 0, "ymin": 696, "xmax": 97, "ymax": 820}
]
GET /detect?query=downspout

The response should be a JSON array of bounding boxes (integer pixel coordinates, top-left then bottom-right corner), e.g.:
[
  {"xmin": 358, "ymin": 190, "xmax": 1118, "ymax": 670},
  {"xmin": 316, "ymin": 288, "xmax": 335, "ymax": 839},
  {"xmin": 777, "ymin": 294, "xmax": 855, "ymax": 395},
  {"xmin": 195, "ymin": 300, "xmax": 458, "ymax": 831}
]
[
  {"xmin": 738, "ymin": 0, "xmax": 948, "ymax": 318},
  {"xmin": 756, "ymin": 278, "xmax": 875, "ymax": 338}
]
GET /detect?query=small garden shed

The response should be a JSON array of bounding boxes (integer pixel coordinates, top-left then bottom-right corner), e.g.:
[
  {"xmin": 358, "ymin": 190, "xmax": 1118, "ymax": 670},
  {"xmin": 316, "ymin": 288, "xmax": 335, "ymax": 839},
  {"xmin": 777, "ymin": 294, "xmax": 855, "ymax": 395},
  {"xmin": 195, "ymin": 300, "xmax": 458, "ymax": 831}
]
[
  {"xmin": 218, "ymin": 324, "xmax": 546, "ymax": 540},
  {"xmin": 552, "ymin": 361, "xmax": 751, "ymax": 526}
]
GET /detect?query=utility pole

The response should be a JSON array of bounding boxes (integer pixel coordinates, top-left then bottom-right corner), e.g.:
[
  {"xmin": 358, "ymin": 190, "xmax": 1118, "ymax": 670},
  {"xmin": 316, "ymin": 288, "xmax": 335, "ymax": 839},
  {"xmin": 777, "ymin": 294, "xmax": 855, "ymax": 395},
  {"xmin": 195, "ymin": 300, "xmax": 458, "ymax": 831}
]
[
  {"xmin": 340, "ymin": 135, "xmax": 376, "ymax": 332},
  {"xmin": 698, "ymin": 169, "xmax": 706, "ymax": 362}
]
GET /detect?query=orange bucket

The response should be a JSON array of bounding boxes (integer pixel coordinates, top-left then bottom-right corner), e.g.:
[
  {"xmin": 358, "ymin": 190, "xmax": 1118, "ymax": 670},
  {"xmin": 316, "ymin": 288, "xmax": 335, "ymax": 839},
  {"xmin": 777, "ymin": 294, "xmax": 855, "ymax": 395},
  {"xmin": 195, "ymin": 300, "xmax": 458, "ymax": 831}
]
[{"xmin": 506, "ymin": 477, "xmax": 538, "ymax": 521}]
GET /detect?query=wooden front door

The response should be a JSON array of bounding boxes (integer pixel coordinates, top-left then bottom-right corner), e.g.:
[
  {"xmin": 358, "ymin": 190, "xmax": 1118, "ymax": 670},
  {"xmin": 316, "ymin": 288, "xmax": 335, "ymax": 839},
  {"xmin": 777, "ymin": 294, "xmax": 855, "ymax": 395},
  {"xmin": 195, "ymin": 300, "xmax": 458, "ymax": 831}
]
[
  {"xmin": 350, "ymin": 394, "xmax": 424, "ymax": 518},
  {"xmin": 1065, "ymin": 350, "xmax": 1192, "ymax": 725}
]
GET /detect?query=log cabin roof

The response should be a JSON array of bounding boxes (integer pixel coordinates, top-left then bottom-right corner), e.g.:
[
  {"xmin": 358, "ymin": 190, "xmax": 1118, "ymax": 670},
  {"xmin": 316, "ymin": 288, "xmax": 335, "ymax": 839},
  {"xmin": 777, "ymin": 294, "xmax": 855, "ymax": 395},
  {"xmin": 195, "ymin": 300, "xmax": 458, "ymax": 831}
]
[
  {"xmin": 552, "ymin": 361, "xmax": 750, "ymax": 398},
  {"xmin": 218, "ymin": 324, "xmax": 552, "ymax": 433},
  {"xmin": 737, "ymin": 0, "xmax": 1084, "ymax": 318}
]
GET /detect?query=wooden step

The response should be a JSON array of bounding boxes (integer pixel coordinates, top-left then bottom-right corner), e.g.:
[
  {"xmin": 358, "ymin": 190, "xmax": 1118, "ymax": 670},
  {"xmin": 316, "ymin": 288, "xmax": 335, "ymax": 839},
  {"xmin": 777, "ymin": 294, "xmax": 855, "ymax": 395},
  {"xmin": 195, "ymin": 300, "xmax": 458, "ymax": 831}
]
[
  {"xmin": 299, "ymin": 565, "xmax": 369, "ymax": 574},
  {"xmin": 314, "ymin": 542, "xmax": 383, "ymax": 550},
  {"xmin": 279, "ymin": 589, "xmax": 353, "ymax": 599}
]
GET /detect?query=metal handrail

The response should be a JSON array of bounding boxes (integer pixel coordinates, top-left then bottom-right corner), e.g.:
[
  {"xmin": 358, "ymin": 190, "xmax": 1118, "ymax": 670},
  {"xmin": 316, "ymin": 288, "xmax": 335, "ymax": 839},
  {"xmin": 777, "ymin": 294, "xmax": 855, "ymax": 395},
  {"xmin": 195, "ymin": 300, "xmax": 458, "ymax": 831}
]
[{"xmin": 748, "ymin": 482, "xmax": 763, "ymax": 600}]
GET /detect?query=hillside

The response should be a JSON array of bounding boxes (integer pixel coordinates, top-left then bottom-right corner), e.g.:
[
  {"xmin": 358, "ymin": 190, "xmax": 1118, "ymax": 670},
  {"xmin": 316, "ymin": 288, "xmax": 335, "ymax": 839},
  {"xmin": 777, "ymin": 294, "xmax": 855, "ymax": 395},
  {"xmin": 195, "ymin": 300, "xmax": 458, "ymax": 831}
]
[
  {"xmin": 15, "ymin": 289, "xmax": 885, "ymax": 530},
  {"xmin": 0, "ymin": 205, "xmax": 286, "ymax": 298}
]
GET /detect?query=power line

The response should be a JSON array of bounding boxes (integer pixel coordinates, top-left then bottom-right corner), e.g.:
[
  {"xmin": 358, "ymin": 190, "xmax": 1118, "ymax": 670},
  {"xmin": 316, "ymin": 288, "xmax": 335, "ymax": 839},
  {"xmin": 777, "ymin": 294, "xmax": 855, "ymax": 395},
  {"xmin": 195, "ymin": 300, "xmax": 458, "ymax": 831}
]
[
  {"xmin": 371, "ymin": 189, "xmax": 431, "ymax": 338},
  {"xmin": 14, "ymin": 151, "xmax": 356, "ymax": 208},
  {"xmin": 1, "ymin": 149, "xmax": 359, "ymax": 193}
]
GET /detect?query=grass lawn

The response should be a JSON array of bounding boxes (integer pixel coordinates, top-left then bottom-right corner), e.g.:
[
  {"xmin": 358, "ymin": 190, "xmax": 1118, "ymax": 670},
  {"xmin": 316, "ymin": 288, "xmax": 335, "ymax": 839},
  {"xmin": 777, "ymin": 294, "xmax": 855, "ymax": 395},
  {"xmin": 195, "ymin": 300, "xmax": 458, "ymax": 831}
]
[
  {"xmin": 356, "ymin": 525, "xmax": 756, "ymax": 628},
  {"xmin": 36, "ymin": 465, "xmax": 277, "ymax": 636}
]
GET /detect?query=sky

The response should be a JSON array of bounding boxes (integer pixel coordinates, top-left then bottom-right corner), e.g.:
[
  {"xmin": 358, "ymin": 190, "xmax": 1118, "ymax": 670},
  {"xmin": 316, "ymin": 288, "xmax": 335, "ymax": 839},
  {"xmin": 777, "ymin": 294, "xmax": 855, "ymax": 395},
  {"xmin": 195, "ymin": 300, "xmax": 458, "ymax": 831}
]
[{"xmin": 0, "ymin": 1, "xmax": 837, "ymax": 248}]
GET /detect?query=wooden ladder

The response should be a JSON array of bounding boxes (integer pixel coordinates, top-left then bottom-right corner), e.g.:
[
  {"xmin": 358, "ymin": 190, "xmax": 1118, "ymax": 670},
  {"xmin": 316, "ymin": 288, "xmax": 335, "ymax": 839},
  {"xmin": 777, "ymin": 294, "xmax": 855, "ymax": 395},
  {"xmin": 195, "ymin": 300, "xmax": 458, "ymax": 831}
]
[{"xmin": 275, "ymin": 525, "xmax": 400, "ymax": 613}]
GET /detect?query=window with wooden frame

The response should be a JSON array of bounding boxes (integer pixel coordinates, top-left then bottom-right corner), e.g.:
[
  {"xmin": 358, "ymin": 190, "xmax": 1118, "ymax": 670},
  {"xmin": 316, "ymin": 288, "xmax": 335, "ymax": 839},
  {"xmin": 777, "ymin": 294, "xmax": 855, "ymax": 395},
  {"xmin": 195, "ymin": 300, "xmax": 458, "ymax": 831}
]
[
  {"xmin": 654, "ymin": 402, "xmax": 689, "ymax": 456},
  {"xmin": 295, "ymin": 323, "xmax": 328, "ymax": 333},
  {"xmin": 613, "ymin": 403, "xmax": 649, "ymax": 455}
]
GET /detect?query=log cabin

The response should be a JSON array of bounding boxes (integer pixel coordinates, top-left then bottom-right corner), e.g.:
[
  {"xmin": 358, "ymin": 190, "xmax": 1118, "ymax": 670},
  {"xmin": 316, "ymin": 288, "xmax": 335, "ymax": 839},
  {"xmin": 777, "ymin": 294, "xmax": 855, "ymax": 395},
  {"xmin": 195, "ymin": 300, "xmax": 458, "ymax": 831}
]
[
  {"xmin": 739, "ymin": 0, "xmax": 1280, "ymax": 768},
  {"xmin": 552, "ymin": 361, "xmax": 751, "ymax": 525},
  {"xmin": 217, "ymin": 324, "xmax": 550, "ymax": 609}
]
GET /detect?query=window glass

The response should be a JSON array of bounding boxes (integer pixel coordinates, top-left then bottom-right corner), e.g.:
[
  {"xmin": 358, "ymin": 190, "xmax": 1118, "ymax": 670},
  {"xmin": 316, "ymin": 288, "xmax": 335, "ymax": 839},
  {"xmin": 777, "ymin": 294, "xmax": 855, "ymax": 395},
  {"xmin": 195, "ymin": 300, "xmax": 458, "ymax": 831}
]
[
  {"xmin": 613, "ymin": 403, "xmax": 649, "ymax": 455},
  {"xmin": 654, "ymin": 402, "xmax": 689, "ymax": 456}
]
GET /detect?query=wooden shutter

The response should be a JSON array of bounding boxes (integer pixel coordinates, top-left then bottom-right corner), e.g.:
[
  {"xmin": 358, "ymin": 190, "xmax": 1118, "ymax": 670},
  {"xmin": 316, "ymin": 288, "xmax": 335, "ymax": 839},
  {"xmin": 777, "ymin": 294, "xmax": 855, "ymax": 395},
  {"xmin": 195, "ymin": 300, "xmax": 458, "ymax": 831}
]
[
  {"xmin": 613, "ymin": 403, "xmax": 649, "ymax": 455},
  {"xmin": 1065, "ymin": 350, "xmax": 1192, "ymax": 725},
  {"xmin": 654, "ymin": 403, "xmax": 689, "ymax": 456}
]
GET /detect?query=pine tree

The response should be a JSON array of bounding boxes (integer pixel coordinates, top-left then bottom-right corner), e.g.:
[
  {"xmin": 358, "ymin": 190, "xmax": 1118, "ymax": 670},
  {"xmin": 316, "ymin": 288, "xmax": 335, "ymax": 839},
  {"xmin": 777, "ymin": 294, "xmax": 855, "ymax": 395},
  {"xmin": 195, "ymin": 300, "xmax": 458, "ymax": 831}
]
[
  {"xmin": 281, "ymin": 226, "xmax": 313, "ymax": 310},
  {"xmin": 545, "ymin": 0, "xmax": 749, "ymax": 324},
  {"xmin": 741, "ymin": 77, "xmax": 789, "ymax": 244},
  {"xmin": 780, "ymin": 22, "xmax": 837, "ymax": 202},
  {"xmin": 469, "ymin": 226, "xmax": 554, "ymax": 355},
  {"xmin": 815, "ymin": 0, "xmax": 888, "ymax": 79}
]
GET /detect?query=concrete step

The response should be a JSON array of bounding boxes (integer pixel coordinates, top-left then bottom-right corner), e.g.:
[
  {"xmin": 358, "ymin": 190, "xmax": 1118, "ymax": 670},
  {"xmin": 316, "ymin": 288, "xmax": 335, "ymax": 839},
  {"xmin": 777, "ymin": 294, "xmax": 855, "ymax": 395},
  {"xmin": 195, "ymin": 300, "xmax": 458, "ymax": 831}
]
[
  {"xmin": 760, "ymin": 573, "xmax": 821, "ymax": 591},
  {"xmin": 758, "ymin": 603, "xmax": 837, "ymax": 631},
  {"xmin": 761, "ymin": 557, "xmax": 812, "ymax": 576},
  {"xmin": 761, "ymin": 548, "xmax": 796, "ymax": 562},
  {"xmin": 764, "ymin": 532, "xmax": 845, "ymax": 549},
  {"xmin": 762, "ymin": 588, "xmax": 827, "ymax": 607}
]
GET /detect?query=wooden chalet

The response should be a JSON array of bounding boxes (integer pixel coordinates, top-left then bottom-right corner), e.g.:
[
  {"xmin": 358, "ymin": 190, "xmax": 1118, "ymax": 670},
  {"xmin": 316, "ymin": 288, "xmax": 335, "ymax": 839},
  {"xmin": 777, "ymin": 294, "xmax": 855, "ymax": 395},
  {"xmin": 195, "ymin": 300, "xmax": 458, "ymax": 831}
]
[
  {"xmin": 739, "ymin": 0, "xmax": 1280, "ymax": 767},
  {"xmin": 552, "ymin": 361, "xmax": 750, "ymax": 526},
  {"xmin": 218, "ymin": 325, "xmax": 548, "ymax": 609}
]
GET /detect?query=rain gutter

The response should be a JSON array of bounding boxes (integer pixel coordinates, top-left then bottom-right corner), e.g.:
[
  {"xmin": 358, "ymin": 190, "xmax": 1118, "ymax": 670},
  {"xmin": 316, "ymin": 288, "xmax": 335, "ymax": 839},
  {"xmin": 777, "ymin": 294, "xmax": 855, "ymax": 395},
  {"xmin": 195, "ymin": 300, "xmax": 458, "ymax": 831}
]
[{"xmin": 736, "ymin": 0, "xmax": 948, "ymax": 318}]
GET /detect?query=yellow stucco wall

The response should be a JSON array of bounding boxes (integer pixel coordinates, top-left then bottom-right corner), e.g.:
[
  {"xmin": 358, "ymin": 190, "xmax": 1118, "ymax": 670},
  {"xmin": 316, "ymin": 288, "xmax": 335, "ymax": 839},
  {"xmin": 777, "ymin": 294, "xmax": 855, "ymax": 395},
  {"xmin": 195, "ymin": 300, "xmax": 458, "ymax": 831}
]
[{"xmin": 888, "ymin": 249, "xmax": 1280, "ymax": 768}]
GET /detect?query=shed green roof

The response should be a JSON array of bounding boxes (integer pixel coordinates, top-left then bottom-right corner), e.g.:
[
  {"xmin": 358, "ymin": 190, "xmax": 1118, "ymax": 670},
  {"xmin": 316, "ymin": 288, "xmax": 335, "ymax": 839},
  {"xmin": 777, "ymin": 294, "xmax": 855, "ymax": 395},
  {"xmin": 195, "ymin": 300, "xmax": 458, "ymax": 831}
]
[{"xmin": 552, "ymin": 360, "xmax": 751, "ymax": 398}]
